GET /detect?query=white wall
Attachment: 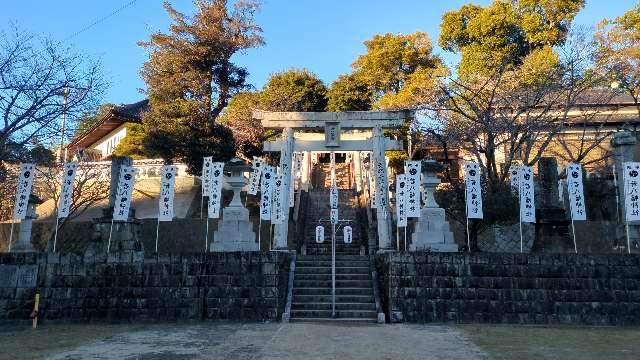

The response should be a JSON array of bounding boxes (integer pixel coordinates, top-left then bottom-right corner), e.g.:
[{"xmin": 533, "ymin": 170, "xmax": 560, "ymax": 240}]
[{"xmin": 92, "ymin": 124, "xmax": 127, "ymax": 158}]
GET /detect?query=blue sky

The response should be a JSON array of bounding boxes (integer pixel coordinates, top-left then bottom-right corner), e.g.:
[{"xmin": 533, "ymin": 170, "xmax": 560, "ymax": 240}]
[{"xmin": 2, "ymin": 0, "xmax": 637, "ymax": 105}]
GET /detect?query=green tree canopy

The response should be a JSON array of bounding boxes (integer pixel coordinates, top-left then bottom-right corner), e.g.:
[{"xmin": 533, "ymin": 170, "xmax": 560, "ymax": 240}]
[
  {"xmin": 351, "ymin": 31, "xmax": 447, "ymax": 109},
  {"xmin": 260, "ymin": 69, "xmax": 328, "ymax": 112},
  {"xmin": 326, "ymin": 74, "xmax": 372, "ymax": 111},
  {"xmin": 595, "ymin": 3, "xmax": 640, "ymax": 111},
  {"xmin": 220, "ymin": 69, "xmax": 327, "ymax": 158},
  {"xmin": 136, "ymin": 0, "xmax": 263, "ymax": 174},
  {"xmin": 439, "ymin": 0, "xmax": 585, "ymax": 76}
]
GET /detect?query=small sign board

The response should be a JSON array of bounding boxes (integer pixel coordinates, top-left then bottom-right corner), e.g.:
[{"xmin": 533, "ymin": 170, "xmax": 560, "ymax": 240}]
[
  {"xmin": 315, "ymin": 225, "xmax": 325, "ymax": 243},
  {"xmin": 343, "ymin": 226, "xmax": 353, "ymax": 244},
  {"xmin": 324, "ymin": 122, "xmax": 341, "ymax": 147}
]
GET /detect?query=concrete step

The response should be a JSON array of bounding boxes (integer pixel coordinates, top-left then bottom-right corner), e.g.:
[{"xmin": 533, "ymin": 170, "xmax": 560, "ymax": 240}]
[
  {"xmin": 296, "ymin": 266, "xmax": 370, "ymax": 275},
  {"xmin": 296, "ymin": 260, "xmax": 369, "ymax": 268},
  {"xmin": 297, "ymin": 254, "xmax": 369, "ymax": 261},
  {"xmin": 294, "ymin": 279, "xmax": 372, "ymax": 288},
  {"xmin": 289, "ymin": 317, "xmax": 377, "ymax": 324},
  {"xmin": 294, "ymin": 273, "xmax": 372, "ymax": 281},
  {"xmin": 293, "ymin": 287, "xmax": 374, "ymax": 296},
  {"xmin": 291, "ymin": 309, "xmax": 377, "ymax": 319},
  {"xmin": 292, "ymin": 294, "xmax": 375, "ymax": 303},
  {"xmin": 292, "ymin": 302, "xmax": 376, "ymax": 311}
]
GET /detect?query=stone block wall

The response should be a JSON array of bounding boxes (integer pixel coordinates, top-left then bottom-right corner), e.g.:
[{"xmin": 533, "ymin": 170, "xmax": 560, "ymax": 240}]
[
  {"xmin": 0, "ymin": 252, "xmax": 290, "ymax": 324},
  {"xmin": 376, "ymin": 252, "xmax": 640, "ymax": 325}
]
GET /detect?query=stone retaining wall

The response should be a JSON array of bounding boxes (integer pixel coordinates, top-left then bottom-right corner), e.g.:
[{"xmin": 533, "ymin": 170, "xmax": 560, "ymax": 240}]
[
  {"xmin": 0, "ymin": 252, "xmax": 290, "ymax": 324},
  {"xmin": 376, "ymin": 253, "xmax": 640, "ymax": 325}
]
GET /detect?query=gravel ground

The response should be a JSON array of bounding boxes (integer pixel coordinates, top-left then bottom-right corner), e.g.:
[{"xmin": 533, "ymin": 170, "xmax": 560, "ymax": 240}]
[{"xmin": 2, "ymin": 322, "xmax": 639, "ymax": 360}]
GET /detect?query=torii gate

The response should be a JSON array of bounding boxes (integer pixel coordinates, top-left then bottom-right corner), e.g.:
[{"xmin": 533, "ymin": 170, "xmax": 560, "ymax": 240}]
[{"xmin": 254, "ymin": 110, "xmax": 411, "ymax": 252}]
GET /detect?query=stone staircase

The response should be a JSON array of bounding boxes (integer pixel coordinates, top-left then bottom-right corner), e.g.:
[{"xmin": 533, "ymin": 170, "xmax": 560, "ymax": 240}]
[
  {"xmin": 289, "ymin": 162, "xmax": 378, "ymax": 323},
  {"xmin": 290, "ymin": 254, "xmax": 378, "ymax": 323},
  {"xmin": 303, "ymin": 188, "xmax": 362, "ymax": 255}
]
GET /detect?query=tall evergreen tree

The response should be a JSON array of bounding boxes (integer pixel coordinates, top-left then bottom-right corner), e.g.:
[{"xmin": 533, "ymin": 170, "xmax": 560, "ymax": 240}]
[{"xmin": 138, "ymin": 0, "xmax": 264, "ymax": 173}]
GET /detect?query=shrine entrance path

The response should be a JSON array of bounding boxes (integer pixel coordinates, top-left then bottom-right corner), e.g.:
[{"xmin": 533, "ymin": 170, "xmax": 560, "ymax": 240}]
[
  {"xmin": 2, "ymin": 322, "xmax": 485, "ymax": 360},
  {"xmin": 2, "ymin": 322, "xmax": 639, "ymax": 359}
]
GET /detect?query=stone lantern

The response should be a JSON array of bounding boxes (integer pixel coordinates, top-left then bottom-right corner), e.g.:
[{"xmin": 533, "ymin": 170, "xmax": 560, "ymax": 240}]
[
  {"xmin": 409, "ymin": 160, "xmax": 458, "ymax": 252},
  {"xmin": 211, "ymin": 158, "xmax": 259, "ymax": 252},
  {"xmin": 13, "ymin": 194, "xmax": 43, "ymax": 252}
]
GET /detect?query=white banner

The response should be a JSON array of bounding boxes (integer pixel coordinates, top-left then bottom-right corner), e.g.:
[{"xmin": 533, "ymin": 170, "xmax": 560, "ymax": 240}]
[
  {"xmin": 519, "ymin": 166, "xmax": 536, "ymax": 223},
  {"xmin": 57, "ymin": 162, "xmax": 77, "ymax": 218},
  {"xmin": 464, "ymin": 162, "xmax": 484, "ymax": 219},
  {"xmin": 405, "ymin": 160, "xmax": 421, "ymax": 217},
  {"xmin": 566, "ymin": 163, "xmax": 586, "ymax": 221},
  {"xmin": 289, "ymin": 175, "xmax": 295, "ymax": 208},
  {"xmin": 369, "ymin": 166, "xmax": 377, "ymax": 209},
  {"xmin": 13, "ymin": 163, "xmax": 36, "ymax": 220},
  {"xmin": 293, "ymin": 152, "xmax": 303, "ymax": 177},
  {"xmin": 271, "ymin": 174, "xmax": 285, "ymax": 224},
  {"xmin": 315, "ymin": 225, "xmax": 324, "ymax": 243},
  {"xmin": 395, "ymin": 174, "xmax": 407, "ymax": 227},
  {"xmin": 260, "ymin": 165, "xmax": 275, "ymax": 220},
  {"xmin": 624, "ymin": 162, "xmax": 640, "ymax": 222},
  {"xmin": 330, "ymin": 184, "xmax": 339, "ymax": 209},
  {"xmin": 330, "ymin": 208, "xmax": 339, "ymax": 224},
  {"xmin": 248, "ymin": 157, "xmax": 263, "ymax": 195},
  {"xmin": 158, "ymin": 165, "xmax": 177, "ymax": 221},
  {"xmin": 207, "ymin": 162, "xmax": 224, "ymax": 219},
  {"xmin": 343, "ymin": 225, "xmax": 353, "ymax": 244},
  {"xmin": 113, "ymin": 165, "xmax": 137, "ymax": 221},
  {"xmin": 509, "ymin": 165, "xmax": 520, "ymax": 193},
  {"xmin": 330, "ymin": 151, "xmax": 336, "ymax": 184},
  {"xmin": 201, "ymin": 157, "xmax": 213, "ymax": 197}
]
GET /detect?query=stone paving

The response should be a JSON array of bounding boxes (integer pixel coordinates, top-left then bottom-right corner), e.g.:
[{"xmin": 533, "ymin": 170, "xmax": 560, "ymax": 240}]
[{"xmin": 44, "ymin": 322, "xmax": 488, "ymax": 360}]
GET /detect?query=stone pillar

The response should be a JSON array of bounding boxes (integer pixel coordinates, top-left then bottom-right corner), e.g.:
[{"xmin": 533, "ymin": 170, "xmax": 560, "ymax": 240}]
[
  {"xmin": 301, "ymin": 151, "xmax": 311, "ymax": 191},
  {"xmin": 354, "ymin": 151, "xmax": 363, "ymax": 193},
  {"xmin": 273, "ymin": 128, "xmax": 294, "ymax": 250},
  {"xmin": 612, "ymin": 132, "xmax": 640, "ymax": 250},
  {"xmin": 372, "ymin": 126, "xmax": 393, "ymax": 251},
  {"xmin": 410, "ymin": 160, "xmax": 457, "ymax": 252},
  {"xmin": 12, "ymin": 195, "xmax": 42, "ymax": 252},
  {"xmin": 212, "ymin": 158, "xmax": 258, "ymax": 252},
  {"xmin": 533, "ymin": 157, "xmax": 570, "ymax": 253}
]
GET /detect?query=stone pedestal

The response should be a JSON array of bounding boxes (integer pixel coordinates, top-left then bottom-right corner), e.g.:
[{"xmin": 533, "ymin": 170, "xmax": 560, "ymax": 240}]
[
  {"xmin": 211, "ymin": 158, "xmax": 258, "ymax": 252},
  {"xmin": 410, "ymin": 160, "xmax": 457, "ymax": 252},
  {"xmin": 85, "ymin": 156, "xmax": 144, "ymax": 262},
  {"xmin": 612, "ymin": 132, "xmax": 640, "ymax": 251},
  {"xmin": 12, "ymin": 195, "xmax": 42, "ymax": 252}
]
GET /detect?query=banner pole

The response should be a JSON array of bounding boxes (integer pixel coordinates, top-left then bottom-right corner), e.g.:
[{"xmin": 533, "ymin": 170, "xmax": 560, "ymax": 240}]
[
  {"xmin": 8, "ymin": 221, "xmax": 15, "ymax": 252},
  {"xmin": 53, "ymin": 217, "xmax": 60, "ymax": 253},
  {"xmin": 258, "ymin": 218, "xmax": 262, "ymax": 251},
  {"xmin": 396, "ymin": 227, "xmax": 400, "ymax": 251},
  {"xmin": 155, "ymin": 218, "xmax": 160, "ymax": 253},
  {"xmin": 205, "ymin": 218, "xmax": 209, "ymax": 252},
  {"xmin": 571, "ymin": 218, "xmax": 577, "ymax": 254},
  {"xmin": 404, "ymin": 226, "xmax": 407, "ymax": 251},
  {"xmin": 464, "ymin": 185, "xmax": 470, "ymax": 252},
  {"xmin": 107, "ymin": 218, "xmax": 114, "ymax": 253},
  {"xmin": 626, "ymin": 222, "xmax": 631, "ymax": 255},
  {"xmin": 200, "ymin": 195, "xmax": 204, "ymax": 219}
]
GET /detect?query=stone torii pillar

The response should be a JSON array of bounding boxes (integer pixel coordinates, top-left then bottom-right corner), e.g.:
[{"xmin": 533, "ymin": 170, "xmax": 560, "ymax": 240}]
[{"xmin": 273, "ymin": 128, "xmax": 294, "ymax": 250}]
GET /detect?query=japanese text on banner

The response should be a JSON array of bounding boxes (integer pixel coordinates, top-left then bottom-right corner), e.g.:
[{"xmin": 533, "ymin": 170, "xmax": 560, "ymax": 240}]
[
  {"xmin": 248, "ymin": 157, "xmax": 263, "ymax": 195},
  {"xmin": 396, "ymin": 174, "xmax": 407, "ymax": 227},
  {"xmin": 464, "ymin": 162, "xmax": 484, "ymax": 219},
  {"xmin": 260, "ymin": 165, "xmax": 275, "ymax": 220},
  {"xmin": 113, "ymin": 166, "xmax": 137, "ymax": 221},
  {"xmin": 57, "ymin": 162, "xmax": 77, "ymax": 218},
  {"xmin": 158, "ymin": 165, "xmax": 177, "ymax": 221},
  {"xmin": 207, "ymin": 162, "xmax": 224, "ymax": 219},
  {"xmin": 566, "ymin": 163, "xmax": 586, "ymax": 221},
  {"xmin": 404, "ymin": 160, "xmax": 421, "ymax": 217},
  {"xmin": 624, "ymin": 162, "xmax": 640, "ymax": 222},
  {"xmin": 13, "ymin": 163, "xmax": 36, "ymax": 220},
  {"xmin": 519, "ymin": 166, "xmax": 536, "ymax": 223},
  {"xmin": 201, "ymin": 157, "xmax": 213, "ymax": 196}
]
